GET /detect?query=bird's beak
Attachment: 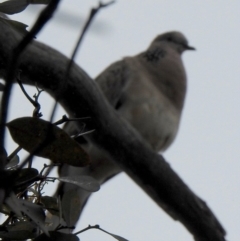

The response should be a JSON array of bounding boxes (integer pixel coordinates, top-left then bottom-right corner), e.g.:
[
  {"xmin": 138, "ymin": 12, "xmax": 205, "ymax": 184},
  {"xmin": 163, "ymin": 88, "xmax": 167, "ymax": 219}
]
[{"xmin": 185, "ymin": 45, "xmax": 196, "ymax": 50}]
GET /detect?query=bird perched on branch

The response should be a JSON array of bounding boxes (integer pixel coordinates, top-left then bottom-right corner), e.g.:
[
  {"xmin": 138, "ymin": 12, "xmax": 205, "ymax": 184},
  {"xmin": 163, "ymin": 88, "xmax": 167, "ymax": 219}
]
[
  {"xmin": 58, "ymin": 31, "xmax": 195, "ymax": 226},
  {"xmin": 96, "ymin": 31, "xmax": 195, "ymax": 152}
]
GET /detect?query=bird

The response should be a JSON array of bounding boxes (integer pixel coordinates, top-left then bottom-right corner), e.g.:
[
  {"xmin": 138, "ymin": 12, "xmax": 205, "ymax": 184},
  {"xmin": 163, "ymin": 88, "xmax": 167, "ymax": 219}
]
[
  {"xmin": 95, "ymin": 31, "xmax": 195, "ymax": 152},
  {"xmin": 58, "ymin": 31, "xmax": 195, "ymax": 226}
]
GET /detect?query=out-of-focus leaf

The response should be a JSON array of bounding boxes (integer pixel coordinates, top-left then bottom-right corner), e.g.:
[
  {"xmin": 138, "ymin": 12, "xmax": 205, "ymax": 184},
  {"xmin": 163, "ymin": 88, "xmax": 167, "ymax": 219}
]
[
  {"xmin": 34, "ymin": 231, "xmax": 79, "ymax": 241},
  {"xmin": 41, "ymin": 196, "xmax": 59, "ymax": 216},
  {"xmin": 5, "ymin": 154, "xmax": 19, "ymax": 169},
  {"xmin": 7, "ymin": 117, "xmax": 90, "ymax": 167},
  {"xmin": 58, "ymin": 175, "xmax": 100, "ymax": 192},
  {"xmin": 0, "ymin": 0, "xmax": 29, "ymax": 14},
  {"xmin": 45, "ymin": 214, "xmax": 66, "ymax": 231},
  {"xmin": 5, "ymin": 193, "xmax": 49, "ymax": 235},
  {"xmin": 0, "ymin": 17, "xmax": 28, "ymax": 35},
  {"xmin": 0, "ymin": 221, "xmax": 38, "ymax": 239},
  {"xmin": 5, "ymin": 19, "xmax": 28, "ymax": 34},
  {"xmin": 62, "ymin": 189, "xmax": 81, "ymax": 227}
]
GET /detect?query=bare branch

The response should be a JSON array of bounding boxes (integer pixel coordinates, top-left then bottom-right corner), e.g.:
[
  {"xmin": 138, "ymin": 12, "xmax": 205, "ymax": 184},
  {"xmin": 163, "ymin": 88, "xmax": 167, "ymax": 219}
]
[{"xmin": 0, "ymin": 16, "xmax": 226, "ymax": 241}]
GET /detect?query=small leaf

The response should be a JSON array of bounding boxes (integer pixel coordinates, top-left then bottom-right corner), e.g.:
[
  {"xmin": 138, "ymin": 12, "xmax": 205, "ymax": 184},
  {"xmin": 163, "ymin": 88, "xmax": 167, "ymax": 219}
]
[
  {"xmin": 58, "ymin": 176, "xmax": 100, "ymax": 192},
  {"xmin": 0, "ymin": 221, "xmax": 38, "ymax": 239},
  {"xmin": 5, "ymin": 155, "xmax": 19, "ymax": 169},
  {"xmin": 62, "ymin": 189, "xmax": 81, "ymax": 227},
  {"xmin": 5, "ymin": 193, "xmax": 21, "ymax": 216},
  {"xmin": 0, "ymin": 0, "xmax": 29, "ymax": 14},
  {"xmin": 45, "ymin": 214, "xmax": 67, "ymax": 231},
  {"xmin": 40, "ymin": 196, "xmax": 59, "ymax": 216},
  {"xmin": 5, "ymin": 193, "xmax": 49, "ymax": 235},
  {"xmin": 7, "ymin": 117, "xmax": 90, "ymax": 167},
  {"xmin": 34, "ymin": 231, "xmax": 79, "ymax": 241}
]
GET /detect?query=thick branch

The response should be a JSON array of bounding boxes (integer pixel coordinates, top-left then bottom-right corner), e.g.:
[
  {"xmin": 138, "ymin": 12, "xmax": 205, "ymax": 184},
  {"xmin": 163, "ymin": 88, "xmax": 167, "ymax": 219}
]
[{"xmin": 0, "ymin": 20, "xmax": 226, "ymax": 240}]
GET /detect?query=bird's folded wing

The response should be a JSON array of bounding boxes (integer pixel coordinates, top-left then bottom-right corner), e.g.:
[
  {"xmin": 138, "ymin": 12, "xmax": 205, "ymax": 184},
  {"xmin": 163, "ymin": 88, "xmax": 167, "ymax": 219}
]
[{"xmin": 95, "ymin": 59, "xmax": 129, "ymax": 109}]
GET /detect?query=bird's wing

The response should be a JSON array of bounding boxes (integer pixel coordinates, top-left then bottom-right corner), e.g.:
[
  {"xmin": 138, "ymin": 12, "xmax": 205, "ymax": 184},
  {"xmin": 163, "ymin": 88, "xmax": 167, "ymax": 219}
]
[{"xmin": 95, "ymin": 59, "xmax": 129, "ymax": 109}]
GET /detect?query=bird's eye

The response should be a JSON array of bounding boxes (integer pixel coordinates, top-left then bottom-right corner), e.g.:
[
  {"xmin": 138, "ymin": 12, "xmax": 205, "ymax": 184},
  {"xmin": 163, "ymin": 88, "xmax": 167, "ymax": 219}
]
[{"xmin": 167, "ymin": 37, "xmax": 173, "ymax": 42}]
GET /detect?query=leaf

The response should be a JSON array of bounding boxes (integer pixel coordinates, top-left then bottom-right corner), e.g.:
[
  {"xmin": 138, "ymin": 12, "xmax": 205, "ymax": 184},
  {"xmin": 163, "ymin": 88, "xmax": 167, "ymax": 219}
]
[
  {"xmin": 5, "ymin": 19, "xmax": 28, "ymax": 34},
  {"xmin": 5, "ymin": 154, "xmax": 19, "ymax": 169},
  {"xmin": 45, "ymin": 214, "xmax": 66, "ymax": 231},
  {"xmin": 62, "ymin": 189, "xmax": 81, "ymax": 227},
  {"xmin": 0, "ymin": 0, "xmax": 29, "ymax": 14},
  {"xmin": 0, "ymin": 221, "xmax": 38, "ymax": 239},
  {"xmin": 5, "ymin": 193, "xmax": 49, "ymax": 235},
  {"xmin": 0, "ymin": 17, "xmax": 29, "ymax": 35},
  {"xmin": 7, "ymin": 117, "xmax": 90, "ymax": 167},
  {"xmin": 58, "ymin": 176, "xmax": 100, "ymax": 192},
  {"xmin": 40, "ymin": 196, "xmax": 59, "ymax": 216},
  {"xmin": 34, "ymin": 231, "xmax": 79, "ymax": 241}
]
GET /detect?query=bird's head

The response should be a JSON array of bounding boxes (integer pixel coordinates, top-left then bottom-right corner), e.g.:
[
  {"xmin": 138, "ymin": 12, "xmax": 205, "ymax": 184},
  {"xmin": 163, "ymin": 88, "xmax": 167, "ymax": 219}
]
[{"xmin": 150, "ymin": 31, "xmax": 195, "ymax": 54}]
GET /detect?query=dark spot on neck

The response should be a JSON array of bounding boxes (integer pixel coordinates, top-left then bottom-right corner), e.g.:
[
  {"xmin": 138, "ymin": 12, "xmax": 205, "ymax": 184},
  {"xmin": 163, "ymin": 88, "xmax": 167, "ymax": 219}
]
[{"xmin": 142, "ymin": 48, "xmax": 166, "ymax": 63}]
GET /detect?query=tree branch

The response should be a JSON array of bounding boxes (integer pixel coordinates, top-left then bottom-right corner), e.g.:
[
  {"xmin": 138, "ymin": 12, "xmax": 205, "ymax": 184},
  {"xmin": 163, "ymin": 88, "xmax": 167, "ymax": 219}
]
[{"xmin": 0, "ymin": 20, "xmax": 226, "ymax": 241}]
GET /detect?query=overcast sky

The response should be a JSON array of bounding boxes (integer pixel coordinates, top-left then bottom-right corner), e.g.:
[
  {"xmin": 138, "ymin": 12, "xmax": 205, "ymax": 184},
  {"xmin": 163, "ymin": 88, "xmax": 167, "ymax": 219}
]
[{"xmin": 1, "ymin": 1, "xmax": 240, "ymax": 241}]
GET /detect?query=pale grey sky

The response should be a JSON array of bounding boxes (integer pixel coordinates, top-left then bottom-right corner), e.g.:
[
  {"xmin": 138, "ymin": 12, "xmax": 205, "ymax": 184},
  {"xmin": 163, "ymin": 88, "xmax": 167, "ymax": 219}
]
[{"xmin": 2, "ymin": 1, "xmax": 240, "ymax": 241}]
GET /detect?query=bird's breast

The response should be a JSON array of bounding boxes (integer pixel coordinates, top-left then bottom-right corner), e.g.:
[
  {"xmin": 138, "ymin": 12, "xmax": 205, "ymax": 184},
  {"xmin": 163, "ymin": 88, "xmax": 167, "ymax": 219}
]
[{"xmin": 117, "ymin": 82, "xmax": 180, "ymax": 152}]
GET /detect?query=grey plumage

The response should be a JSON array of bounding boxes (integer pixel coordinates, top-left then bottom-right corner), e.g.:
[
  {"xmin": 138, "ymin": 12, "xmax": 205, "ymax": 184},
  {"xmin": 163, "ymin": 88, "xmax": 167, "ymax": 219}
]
[{"xmin": 96, "ymin": 31, "xmax": 195, "ymax": 151}]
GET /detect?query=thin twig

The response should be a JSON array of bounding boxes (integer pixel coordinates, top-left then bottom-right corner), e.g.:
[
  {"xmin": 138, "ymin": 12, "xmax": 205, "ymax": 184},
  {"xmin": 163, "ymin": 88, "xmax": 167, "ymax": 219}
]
[
  {"xmin": 53, "ymin": 115, "xmax": 90, "ymax": 125},
  {"xmin": 17, "ymin": 74, "xmax": 43, "ymax": 117},
  {"xmin": 16, "ymin": 72, "xmax": 35, "ymax": 106},
  {"xmin": 48, "ymin": 0, "xmax": 115, "ymax": 124},
  {"xmin": 74, "ymin": 224, "xmax": 100, "ymax": 235},
  {"xmin": 66, "ymin": 1, "xmax": 115, "ymax": 75},
  {"xmin": 72, "ymin": 129, "xmax": 95, "ymax": 139},
  {"xmin": 39, "ymin": 163, "xmax": 61, "ymax": 176},
  {"xmin": 74, "ymin": 224, "xmax": 128, "ymax": 240}
]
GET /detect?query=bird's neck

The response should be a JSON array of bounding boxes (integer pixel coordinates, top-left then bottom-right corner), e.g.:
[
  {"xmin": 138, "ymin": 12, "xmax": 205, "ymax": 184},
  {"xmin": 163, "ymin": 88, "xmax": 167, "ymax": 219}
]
[{"xmin": 139, "ymin": 48, "xmax": 187, "ymax": 111}]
